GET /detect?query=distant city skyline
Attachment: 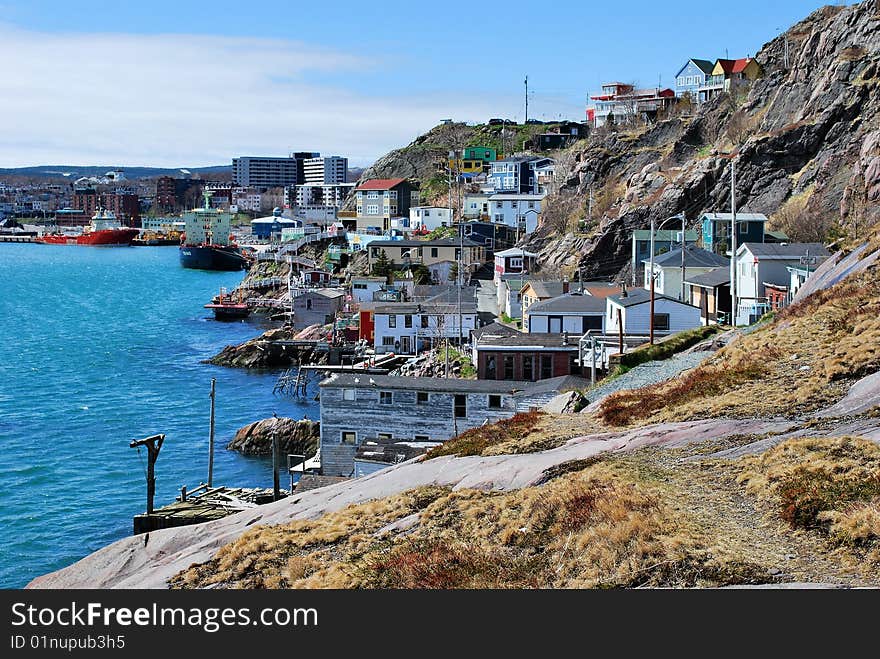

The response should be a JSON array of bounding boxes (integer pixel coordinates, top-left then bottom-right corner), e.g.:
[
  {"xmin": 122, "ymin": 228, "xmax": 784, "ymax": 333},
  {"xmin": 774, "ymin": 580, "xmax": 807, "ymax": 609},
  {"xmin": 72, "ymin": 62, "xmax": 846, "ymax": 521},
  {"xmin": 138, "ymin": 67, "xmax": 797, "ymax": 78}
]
[{"xmin": 0, "ymin": 0, "xmax": 847, "ymax": 168}]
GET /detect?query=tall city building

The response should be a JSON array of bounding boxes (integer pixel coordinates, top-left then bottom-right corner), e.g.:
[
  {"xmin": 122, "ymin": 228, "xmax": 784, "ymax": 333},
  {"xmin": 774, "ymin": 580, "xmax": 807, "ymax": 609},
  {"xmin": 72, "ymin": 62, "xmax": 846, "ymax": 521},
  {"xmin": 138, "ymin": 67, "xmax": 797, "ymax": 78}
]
[
  {"xmin": 232, "ymin": 152, "xmax": 319, "ymax": 188},
  {"xmin": 303, "ymin": 156, "xmax": 348, "ymax": 185}
]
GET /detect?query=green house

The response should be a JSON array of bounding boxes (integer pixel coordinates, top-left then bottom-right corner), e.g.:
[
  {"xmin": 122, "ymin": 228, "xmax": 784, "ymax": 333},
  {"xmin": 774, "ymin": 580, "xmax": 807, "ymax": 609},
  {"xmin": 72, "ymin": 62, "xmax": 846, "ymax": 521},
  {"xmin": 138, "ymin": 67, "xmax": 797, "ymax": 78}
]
[{"xmin": 463, "ymin": 146, "xmax": 497, "ymax": 162}]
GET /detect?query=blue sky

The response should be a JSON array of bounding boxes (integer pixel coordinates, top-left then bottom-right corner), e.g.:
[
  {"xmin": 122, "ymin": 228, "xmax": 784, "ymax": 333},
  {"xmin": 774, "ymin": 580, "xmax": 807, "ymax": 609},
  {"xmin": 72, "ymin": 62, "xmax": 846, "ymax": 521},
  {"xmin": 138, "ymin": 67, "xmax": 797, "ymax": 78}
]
[{"xmin": 0, "ymin": 0, "xmax": 846, "ymax": 167}]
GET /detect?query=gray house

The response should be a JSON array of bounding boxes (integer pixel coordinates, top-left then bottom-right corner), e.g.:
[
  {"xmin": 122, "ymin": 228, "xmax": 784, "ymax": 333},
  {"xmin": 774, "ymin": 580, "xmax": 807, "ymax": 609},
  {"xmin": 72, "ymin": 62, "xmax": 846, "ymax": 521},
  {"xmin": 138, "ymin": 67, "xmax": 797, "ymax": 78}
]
[
  {"xmin": 292, "ymin": 288, "xmax": 345, "ymax": 329},
  {"xmin": 319, "ymin": 373, "xmax": 587, "ymax": 476}
]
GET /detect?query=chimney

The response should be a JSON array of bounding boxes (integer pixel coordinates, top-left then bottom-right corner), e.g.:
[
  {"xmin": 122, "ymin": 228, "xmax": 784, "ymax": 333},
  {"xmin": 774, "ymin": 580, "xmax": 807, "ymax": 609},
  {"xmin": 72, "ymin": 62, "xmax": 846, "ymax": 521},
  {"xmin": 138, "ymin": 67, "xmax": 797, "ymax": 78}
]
[
  {"xmin": 562, "ymin": 331, "xmax": 569, "ymax": 346},
  {"xmin": 620, "ymin": 281, "xmax": 628, "ymax": 298},
  {"xmin": 562, "ymin": 279, "xmax": 569, "ymax": 294}
]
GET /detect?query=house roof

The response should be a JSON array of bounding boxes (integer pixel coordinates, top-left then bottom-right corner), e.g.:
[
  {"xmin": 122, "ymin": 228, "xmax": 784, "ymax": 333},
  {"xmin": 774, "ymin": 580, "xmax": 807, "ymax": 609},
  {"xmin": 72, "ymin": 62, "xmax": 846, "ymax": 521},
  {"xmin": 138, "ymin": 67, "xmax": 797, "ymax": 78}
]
[
  {"xmin": 580, "ymin": 282, "xmax": 622, "ymax": 299},
  {"xmin": 320, "ymin": 373, "xmax": 587, "ymax": 395},
  {"xmin": 632, "ymin": 229, "xmax": 700, "ymax": 242},
  {"xmin": 368, "ymin": 238, "xmax": 483, "ymax": 248},
  {"xmin": 608, "ymin": 288, "xmax": 697, "ymax": 308},
  {"xmin": 356, "ymin": 178, "xmax": 407, "ymax": 191},
  {"xmin": 684, "ymin": 266, "xmax": 731, "ymax": 288},
  {"xmin": 646, "ymin": 245, "xmax": 730, "ymax": 268},
  {"xmin": 471, "ymin": 321, "xmax": 521, "ymax": 342},
  {"xmin": 526, "ymin": 293, "xmax": 607, "ymax": 315},
  {"xmin": 691, "ymin": 58, "xmax": 715, "ymax": 74},
  {"xmin": 701, "ymin": 212, "xmax": 769, "ymax": 223},
  {"xmin": 523, "ymin": 280, "xmax": 568, "ymax": 299},
  {"xmin": 312, "ymin": 288, "xmax": 345, "ymax": 299},
  {"xmin": 731, "ymin": 58, "xmax": 755, "ymax": 73},
  {"xmin": 475, "ymin": 331, "xmax": 582, "ymax": 350},
  {"xmin": 495, "ymin": 247, "xmax": 538, "ymax": 258},
  {"xmin": 738, "ymin": 242, "xmax": 831, "ymax": 259},
  {"xmin": 714, "ymin": 59, "xmax": 738, "ymax": 74}
]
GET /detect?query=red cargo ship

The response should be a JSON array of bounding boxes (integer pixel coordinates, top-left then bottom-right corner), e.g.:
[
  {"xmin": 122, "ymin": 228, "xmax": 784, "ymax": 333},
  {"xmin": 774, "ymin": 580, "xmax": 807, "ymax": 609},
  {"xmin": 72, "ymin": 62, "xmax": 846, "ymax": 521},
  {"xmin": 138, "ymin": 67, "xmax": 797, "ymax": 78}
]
[{"xmin": 37, "ymin": 209, "xmax": 140, "ymax": 246}]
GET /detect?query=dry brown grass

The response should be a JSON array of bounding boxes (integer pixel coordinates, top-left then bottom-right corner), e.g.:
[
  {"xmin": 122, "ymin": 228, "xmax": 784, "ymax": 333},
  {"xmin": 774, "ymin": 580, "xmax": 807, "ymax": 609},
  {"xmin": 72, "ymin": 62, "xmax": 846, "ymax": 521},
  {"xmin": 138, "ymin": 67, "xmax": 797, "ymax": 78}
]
[
  {"xmin": 424, "ymin": 411, "xmax": 544, "ymax": 459},
  {"xmin": 737, "ymin": 436, "xmax": 880, "ymax": 563},
  {"xmin": 594, "ymin": 255, "xmax": 880, "ymax": 427},
  {"xmin": 173, "ymin": 457, "xmax": 771, "ymax": 590}
]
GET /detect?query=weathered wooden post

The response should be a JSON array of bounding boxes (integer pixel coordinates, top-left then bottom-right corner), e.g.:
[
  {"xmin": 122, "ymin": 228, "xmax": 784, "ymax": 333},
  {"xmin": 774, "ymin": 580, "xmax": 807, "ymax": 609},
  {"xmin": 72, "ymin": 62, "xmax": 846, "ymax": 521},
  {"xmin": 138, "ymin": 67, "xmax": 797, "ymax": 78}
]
[
  {"xmin": 130, "ymin": 434, "xmax": 165, "ymax": 515},
  {"xmin": 208, "ymin": 378, "xmax": 216, "ymax": 487},
  {"xmin": 617, "ymin": 309, "xmax": 624, "ymax": 355},
  {"xmin": 272, "ymin": 413, "xmax": 281, "ymax": 501}
]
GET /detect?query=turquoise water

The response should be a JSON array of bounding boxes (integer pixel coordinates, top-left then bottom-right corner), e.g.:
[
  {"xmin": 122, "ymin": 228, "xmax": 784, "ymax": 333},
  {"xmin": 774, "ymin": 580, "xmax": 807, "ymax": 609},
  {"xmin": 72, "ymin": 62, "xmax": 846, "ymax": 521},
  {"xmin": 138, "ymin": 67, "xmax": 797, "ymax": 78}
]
[{"xmin": 0, "ymin": 244, "xmax": 318, "ymax": 588}]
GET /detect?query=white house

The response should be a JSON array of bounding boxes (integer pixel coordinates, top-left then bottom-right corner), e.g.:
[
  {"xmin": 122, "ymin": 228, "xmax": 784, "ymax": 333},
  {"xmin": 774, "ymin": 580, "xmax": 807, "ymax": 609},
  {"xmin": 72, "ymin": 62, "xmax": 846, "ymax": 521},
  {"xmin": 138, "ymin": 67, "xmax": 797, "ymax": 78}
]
[
  {"xmin": 606, "ymin": 288, "xmax": 702, "ymax": 336},
  {"xmin": 734, "ymin": 242, "xmax": 830, "ymax": 325},
  {"xmin": 494, "ymin": 247, "xmax": 538, "ymax": 286},
  {"xmin": 526, "ymin": 293, "xmax": 607, "ymax": 334},
  {"xmin": 408, "ymin": 206, "xmax": 452, "ymax": 232},
  {"xmin": 372, "ymin": 301, "xmax": 479, "ymax": 354},
  {"xmin": 350, "ymin": 276, "xmax": 387, "ymax": 303},
  {"xmin": 496, "ymin": 277, "xmax": 527, "ymax": 319},
  {"xmin": 643, "ymin": 245, "xmax": 730, "ymax": 301},
  {"xmin": 462, "ymin": 192, "xmax": 493, "ymax": 219},
  {"xmin": 487, "ymin": 194, "xmax": 544, "ymax": 231}
]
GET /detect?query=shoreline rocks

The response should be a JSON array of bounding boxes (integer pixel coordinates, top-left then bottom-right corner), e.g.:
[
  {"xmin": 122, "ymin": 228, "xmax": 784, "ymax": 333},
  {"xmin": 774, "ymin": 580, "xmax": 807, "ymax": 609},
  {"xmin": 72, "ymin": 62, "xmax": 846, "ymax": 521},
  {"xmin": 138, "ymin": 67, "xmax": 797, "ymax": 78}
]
[{"xmin": 227, "ymin": 416, "xmax": 319, "ymax": 457}]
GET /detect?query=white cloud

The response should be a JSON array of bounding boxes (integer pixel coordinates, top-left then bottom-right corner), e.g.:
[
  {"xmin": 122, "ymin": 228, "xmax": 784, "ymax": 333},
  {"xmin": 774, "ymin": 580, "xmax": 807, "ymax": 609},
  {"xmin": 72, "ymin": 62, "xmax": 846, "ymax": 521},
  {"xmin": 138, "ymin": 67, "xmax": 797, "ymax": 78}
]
[{"xmin": 0, "ymin": 24, "xmax": 509, "ymax": 167}]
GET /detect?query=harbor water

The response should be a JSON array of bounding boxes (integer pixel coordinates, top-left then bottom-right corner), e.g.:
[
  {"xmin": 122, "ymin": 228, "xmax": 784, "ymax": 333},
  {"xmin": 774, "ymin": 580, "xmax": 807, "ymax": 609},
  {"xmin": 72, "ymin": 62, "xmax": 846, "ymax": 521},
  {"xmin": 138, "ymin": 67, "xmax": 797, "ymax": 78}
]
[{"xmin": 0, "ymin": 243, "xmax": 318, "ymax": 588}]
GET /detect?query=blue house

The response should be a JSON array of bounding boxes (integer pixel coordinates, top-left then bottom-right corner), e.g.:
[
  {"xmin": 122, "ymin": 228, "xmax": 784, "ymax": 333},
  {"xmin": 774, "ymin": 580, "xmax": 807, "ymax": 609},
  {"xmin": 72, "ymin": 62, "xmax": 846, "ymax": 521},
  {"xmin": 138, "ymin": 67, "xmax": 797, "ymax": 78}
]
[
  {"xmin": 674, "ymin": 59, "xmax": 715, "ymax": 102},
  {"xmin": 700, "ymin": 212, "xmax": 767, "ymax": 256}
]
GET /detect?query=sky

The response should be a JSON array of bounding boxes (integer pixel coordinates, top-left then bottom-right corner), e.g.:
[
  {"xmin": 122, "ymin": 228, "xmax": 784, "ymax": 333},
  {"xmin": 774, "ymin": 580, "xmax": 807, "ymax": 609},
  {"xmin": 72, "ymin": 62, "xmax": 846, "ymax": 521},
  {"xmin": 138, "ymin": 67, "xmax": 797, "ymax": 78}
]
[{"xmin": 0, "ymin": 0, "xmax": 849, "ymax": 168}]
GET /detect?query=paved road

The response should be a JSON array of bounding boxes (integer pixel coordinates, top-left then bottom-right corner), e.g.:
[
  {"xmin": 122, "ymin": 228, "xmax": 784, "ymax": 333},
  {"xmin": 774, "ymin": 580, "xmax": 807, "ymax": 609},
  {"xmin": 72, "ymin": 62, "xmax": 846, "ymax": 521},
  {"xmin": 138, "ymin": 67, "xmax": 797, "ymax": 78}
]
[{"xmin": 474, "ymin": 279, "xmax": 500, "ymax": 326}]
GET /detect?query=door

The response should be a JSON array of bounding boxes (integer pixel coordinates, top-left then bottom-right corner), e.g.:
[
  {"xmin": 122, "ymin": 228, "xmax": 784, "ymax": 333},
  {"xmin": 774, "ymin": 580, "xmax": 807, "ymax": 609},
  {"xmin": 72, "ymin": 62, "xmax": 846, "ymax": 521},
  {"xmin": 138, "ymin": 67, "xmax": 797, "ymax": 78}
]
[
  {"xmin": 548, "ymin": 316, "xmax": 562, "ymax": 333},
  {"xmin": 401, "ymin": 336, "xmax": 411, "ymax": 354}
]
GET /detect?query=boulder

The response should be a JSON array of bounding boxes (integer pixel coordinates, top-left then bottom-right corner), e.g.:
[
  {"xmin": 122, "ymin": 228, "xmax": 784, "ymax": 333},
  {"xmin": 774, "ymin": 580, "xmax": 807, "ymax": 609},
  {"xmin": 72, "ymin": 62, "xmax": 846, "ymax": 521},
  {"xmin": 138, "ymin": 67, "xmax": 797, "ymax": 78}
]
[{"xmin": 227, "ymin": 416, "xmax": 319, "ymax": 457}]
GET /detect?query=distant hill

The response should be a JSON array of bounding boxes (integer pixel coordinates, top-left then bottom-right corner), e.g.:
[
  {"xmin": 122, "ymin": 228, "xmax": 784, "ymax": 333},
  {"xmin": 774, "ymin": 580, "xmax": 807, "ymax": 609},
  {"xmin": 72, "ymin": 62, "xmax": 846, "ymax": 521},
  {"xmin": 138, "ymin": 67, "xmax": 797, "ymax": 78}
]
[{"xmin": 0, "ymin": 165, "xmax": 231, "ymax": 180}]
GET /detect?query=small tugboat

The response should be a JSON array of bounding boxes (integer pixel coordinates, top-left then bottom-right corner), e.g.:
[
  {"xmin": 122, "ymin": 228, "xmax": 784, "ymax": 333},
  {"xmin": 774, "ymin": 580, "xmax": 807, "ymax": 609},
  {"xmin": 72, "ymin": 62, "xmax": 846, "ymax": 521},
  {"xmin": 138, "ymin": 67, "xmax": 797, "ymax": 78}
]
[
  {"xmin": 37, "ymin": 208, "xmax": 139, "ymax": 246},
  {"xmin": 204, "ymin": 287, "xmax": 251, "ymax": 321}
]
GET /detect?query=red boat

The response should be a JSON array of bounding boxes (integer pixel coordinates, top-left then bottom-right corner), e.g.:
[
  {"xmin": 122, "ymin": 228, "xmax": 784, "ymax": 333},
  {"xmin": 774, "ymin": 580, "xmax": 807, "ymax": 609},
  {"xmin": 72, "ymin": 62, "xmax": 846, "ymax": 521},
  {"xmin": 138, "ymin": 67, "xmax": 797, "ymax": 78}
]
[
  {"xmin": 37, "ymin": 209, "xmax": 140, "ymax": 246},
  {"xmin": 205, "ymin": 287, "xmax": 251, "ymax": 320}
]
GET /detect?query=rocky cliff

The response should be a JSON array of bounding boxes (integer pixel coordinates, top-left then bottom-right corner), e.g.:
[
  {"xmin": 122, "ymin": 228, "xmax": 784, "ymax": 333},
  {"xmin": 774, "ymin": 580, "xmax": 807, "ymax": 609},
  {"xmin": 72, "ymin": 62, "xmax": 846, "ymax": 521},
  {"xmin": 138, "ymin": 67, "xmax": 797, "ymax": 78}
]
[{"xmin": 526, "ymin": 1, "xmax": 880, "ymax": 279}]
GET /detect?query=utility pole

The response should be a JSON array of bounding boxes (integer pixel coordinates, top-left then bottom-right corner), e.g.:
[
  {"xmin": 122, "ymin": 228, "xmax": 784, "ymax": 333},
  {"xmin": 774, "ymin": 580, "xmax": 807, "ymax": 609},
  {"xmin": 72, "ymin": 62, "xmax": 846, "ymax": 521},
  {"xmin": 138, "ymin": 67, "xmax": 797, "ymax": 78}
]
[
  {"xmin": 524, "ymin": 75, "xmax": 529, "ymax": 124},
  {"xmin": 588, "ymin": 184, "xmax": 593, "ymax": 223},
  {"xmin": 730, "ymin": 159, "xmax": 737, "ymax": 326},
  {"xmin": 649, "ymin": 216, "xmax": 656, "ymax": 344},
  {"xmin": 130, "ymin": 434, "xmax": 165, "ymax": 516},
  {"xmin": 271, "ymin": 412, "xmax": 281, "ymax": 501},
  {"xmin": 679, "ymin": 215, "xmax": 687, "ymax": 302},
  {"xmin": 208, "ymin": 378, "xmax": 216, "ymax": 487}
]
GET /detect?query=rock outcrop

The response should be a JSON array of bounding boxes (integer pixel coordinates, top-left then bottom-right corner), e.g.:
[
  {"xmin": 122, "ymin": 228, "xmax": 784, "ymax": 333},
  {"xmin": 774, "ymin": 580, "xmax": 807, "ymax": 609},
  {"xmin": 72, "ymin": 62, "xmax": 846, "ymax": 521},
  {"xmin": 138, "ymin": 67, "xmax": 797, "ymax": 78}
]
[
  {"xmin": 206, "ymin": 326, "xmax": 329, "ymax": 368},
  {"xmin": 227, "ymin": 416, "xmax": 319, "ymax": 457},
  {"xmin": 525, "ymin": 1, "xmax": 880, "ymax": 280}
]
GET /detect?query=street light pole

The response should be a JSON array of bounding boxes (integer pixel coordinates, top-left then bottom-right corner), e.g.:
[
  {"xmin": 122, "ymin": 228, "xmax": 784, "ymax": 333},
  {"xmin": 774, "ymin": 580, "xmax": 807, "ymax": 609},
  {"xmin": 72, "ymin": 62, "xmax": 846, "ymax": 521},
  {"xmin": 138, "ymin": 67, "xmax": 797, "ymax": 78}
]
[{"xmin": 649, "ymin": 212, "xmax": 685, "ymax": 344}]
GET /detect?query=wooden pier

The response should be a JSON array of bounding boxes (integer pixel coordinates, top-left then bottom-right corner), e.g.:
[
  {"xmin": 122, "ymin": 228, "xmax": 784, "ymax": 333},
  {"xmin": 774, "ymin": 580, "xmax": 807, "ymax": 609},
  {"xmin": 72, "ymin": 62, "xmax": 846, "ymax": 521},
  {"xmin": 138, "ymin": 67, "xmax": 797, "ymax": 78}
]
[
  {"xmin": 133, "ymin": 485, "xmax": 286, "ymax": 534},
  {"xmin": 0, "ymin": 234, "xmax": 37, "ymax": 243}
]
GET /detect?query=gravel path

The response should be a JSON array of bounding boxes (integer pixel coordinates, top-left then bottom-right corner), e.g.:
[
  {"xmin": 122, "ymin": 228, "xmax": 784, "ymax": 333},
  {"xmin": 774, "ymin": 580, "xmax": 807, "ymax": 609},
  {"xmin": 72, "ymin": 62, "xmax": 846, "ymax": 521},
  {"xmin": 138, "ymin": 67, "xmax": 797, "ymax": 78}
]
[{"xmin": 581, "ymin": 351, "xmax": 710, "ymax": 410}]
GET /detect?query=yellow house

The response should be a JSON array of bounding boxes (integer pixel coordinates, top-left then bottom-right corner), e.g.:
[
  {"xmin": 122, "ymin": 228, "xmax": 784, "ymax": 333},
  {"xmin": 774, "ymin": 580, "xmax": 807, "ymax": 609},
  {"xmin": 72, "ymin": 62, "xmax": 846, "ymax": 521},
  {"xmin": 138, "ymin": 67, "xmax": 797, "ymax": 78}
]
[{"xmin": 702, "ymin": 57, "xmax": 762, "ymax": 100}]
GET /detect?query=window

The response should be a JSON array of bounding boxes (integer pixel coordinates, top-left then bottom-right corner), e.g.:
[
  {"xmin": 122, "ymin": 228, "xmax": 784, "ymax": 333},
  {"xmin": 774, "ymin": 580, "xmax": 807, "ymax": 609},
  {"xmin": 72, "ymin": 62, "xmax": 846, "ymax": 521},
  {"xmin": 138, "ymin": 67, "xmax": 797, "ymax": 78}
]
[
  {"xmin": 404, "ymin": 315, "xmax": 412, "ymax": 328},
  {"xmin": 496, "ymin": 201, "xmax": 503, "ymax": 208},
  {"xmin": 738, "ymin": 222, "xmax": 748, "ymax": 234},
  {"xmin": 306, "ymin": 299, "xmax": 312, "ymax": 310},
  {"xmin": 366, "ymin": 204, "xmax": 379, "ymax": 214},
  {"xmin": 423, "ymin": 210, "xmax": 430, "ymax": 216},
  {"xmin": 421, "ymin": 315, "xmax": 429, "ymax": 329},
  {"xmin": 382, "ymin": 336, "xmax": 395, "ymax": 346},
  {"xmin": 510, "ymin": 257, "xmax": 523, "ymax": 269},
  {"xmin": 653, "ymin": 313, "xmax": 670, "ymax": 331},
  {"xmin": 378, "ymin": 432, "xmax": 392, "ymax": 439},
  {"xmin": 569, "ymin": 352, "xmax": 580, "ymax": 373},
  {"xmin": 367, "ymin": 191, "xmax": 378, "ymax": 199},
  {"xmin": 522, "ymin": 355, "xmax": 534, "ymax": 381},
  {"xmin": 582, "ymin": 315, "xmax": 603, "ymax": 332},
  {"xmin": 494, "ymin": 214, "xmax": 504, "ymax": 222},
  {"xmin": 541, "ymin": 354, "xmax": 553, "ymax": 379},
  {"xmin": 414, "ymin": 435, "xmax": 430, "ymax": 441},
  {"xmin": 528, "ymin": 201, "xmax": 535, "ymax": 209},
  {"xmin": 486, "ymin": 355, "xmax": 497, "ymax": 379},
  {"xmin": 380, "ymin": 391, "xmax": 393, "ymax": 405},
  {"xmin": 454, "ymin": 394, "xmax": 467, "ymax": 418},
  {"xmin": 431, "ymin": 247, "xmax": 438, "ymax": 258},
  {"xmin": 341, "ymin": 431, "xmax": 356, "ymax": 444},
  {"xmin": 417, "ymin": 392, "xmax": 429, "ymax": 404},
  {"xmin": 343, "ymin": 389, "xmax": 356, "ymax": 401},
  {"xmin": 353, "ymin": 283, "xmax": 366, "ymax": 290},
  {"xmin": 503, "ymin": 355, "xmax": 514, "ymax": 380},
  {"xmin": 510, "ymin": 201, "xmax": 518, "ymax": 208},
  {"xmin": 388, "ymin": 315, "xmax": 396, "ymax": 328},
  {"xmin": 488, "ymin": 394, "xmax": 502, "ymax": 409},
  {"xmin": 549, "ymin": 316, "xmax": 563, "ymax": 333}
]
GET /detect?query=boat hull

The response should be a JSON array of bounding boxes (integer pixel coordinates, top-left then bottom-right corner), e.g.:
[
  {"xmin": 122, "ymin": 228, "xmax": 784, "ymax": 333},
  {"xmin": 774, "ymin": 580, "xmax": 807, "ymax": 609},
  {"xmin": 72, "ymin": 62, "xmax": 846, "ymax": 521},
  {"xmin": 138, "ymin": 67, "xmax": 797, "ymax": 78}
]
[
  {"xmin": 179, "ymin": 245, "xmax": 247, "ymax": 271},
  {"xmin": 37, "ymin": 228, "xmax": 140, "ymax": 246}
]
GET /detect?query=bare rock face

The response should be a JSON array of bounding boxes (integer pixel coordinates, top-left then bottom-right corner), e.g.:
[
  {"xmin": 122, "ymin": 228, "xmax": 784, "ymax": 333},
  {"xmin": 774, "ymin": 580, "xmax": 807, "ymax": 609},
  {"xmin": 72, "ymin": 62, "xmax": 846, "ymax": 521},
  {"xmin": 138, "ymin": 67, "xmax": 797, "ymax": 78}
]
[
  {"xmin": 227, "ymin": 416, "xmax": 319, "ymax": 457},
  {"xmin": 206, "ymin": 327, "xmax": 328, "ymax": 369},
  {"xmin": 528, "ymin": 0, "xmax": 880, "ymax": 280}
]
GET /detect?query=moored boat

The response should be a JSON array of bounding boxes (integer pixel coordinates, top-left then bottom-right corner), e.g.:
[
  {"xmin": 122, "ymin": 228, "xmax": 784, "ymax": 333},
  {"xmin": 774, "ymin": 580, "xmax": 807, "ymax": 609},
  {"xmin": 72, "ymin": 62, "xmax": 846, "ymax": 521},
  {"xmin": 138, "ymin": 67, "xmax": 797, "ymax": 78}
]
[
  {"xmin": 179, "ymin": 191, "xmax": 248, "ymax": 270},
  {"xmin": 36, "ymin": 209, "xmax": 139, "ymax": 246},
  {"xmin": 205, "ymin": 287, "xmax": 251, "ymax": 320}
]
